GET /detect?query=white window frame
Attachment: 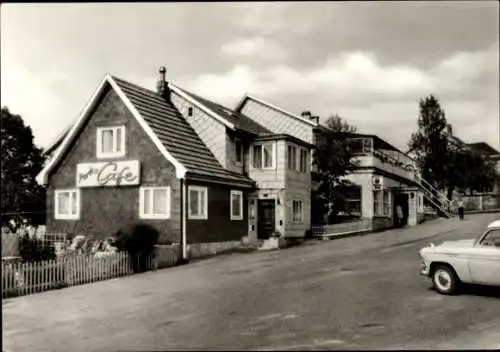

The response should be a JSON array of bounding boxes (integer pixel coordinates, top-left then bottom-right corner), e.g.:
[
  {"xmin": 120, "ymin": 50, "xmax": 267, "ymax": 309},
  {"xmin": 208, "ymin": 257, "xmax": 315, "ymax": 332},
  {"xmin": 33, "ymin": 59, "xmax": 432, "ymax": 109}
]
[
  {"xmin": 54, "ymin": 189, "xmax": 80, "ymax": 220},
  {"xmin": 230, "ymin": 190, "xmax": 243, "ymax": 220},
  {"xmin": 251, "ymin": 142, "xmax": 276, "ymax": 170},
  {"xmin": 188, "ymin": 186, "xmax": 208, "ymax": 220},
  {"xmin": 287, "ymin": 145, "xmax": 297, "ymax": 170},
  {"xmin": 96, "ymin": 125, "xmax": 126, "ymax": 158},
  {"xmin": 299, "ymin": 148, "xmax": 308, "ymax": 173},
  {"xmin": 373, "ymin": 190, "xmax": 382, "ymax": 216},
  {"xmin": 292, "ymin": 200, "xmax": 303, "ymax": 223},
  {"xmin": 383, "ymin": 189, "xmax": 391, "ymax": 217},
  {"xmin": 139, "ymin": 186, "xmax": 171, "ymax": 219}
]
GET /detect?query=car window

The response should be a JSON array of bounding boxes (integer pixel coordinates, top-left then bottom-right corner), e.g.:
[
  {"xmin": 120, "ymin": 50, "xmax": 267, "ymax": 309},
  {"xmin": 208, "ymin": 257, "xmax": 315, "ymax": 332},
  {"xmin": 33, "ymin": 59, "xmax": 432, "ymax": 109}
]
[{"xmin": 480, "ymin": 229, "xmax": 500, "ymax": 247}]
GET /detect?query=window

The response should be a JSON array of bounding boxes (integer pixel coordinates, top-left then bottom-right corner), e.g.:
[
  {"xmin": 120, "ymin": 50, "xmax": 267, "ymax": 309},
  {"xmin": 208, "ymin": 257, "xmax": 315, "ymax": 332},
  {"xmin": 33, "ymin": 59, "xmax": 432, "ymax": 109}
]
[
  {"xmin": 230, "ymin": 190, "xmax": 243, "ymax": 220},
  {"xmin": 345, "ymin": 185, "xmax": 362, "ymax": 217},
  {"xmin": 383, "ymin": 190, "xmax": 391, "ymax": 217},
  {"xmin": 188, "ymin": 186, "xmax": 208, "ymax": 219},
  {"xmin": 139, "ymin": 187, "xmax": 170, "ymax": 219},
  {"xmin": 252, "ymin": 143, "xmax": 275, "ymax": 169},
  {"xmin": 96, "ymin": 126, "xmax": 126, "ymax": 158},
  {"xmin": 293, "ymin": 200, "xmax": 303, "ymax": 222},
  {"xmin": 252, "ymin": 145, "xmax": 262, "ymax": 168},
  {"xmin": 373, "ymin": 190, "xmax": 381, "ymax": 216},
  {"xmin": 299, "ymin": 149, "xmax": 308, "ymax": 173},
  {"xmin": 480, "ymin": 229, "xmax": 500, "ymax": 247},
  {"xmin": 287, "ymin": 145, "xmax": 297, "ymax": 170},
  {"xmin": 235, "ymin": 140, "xmax": 243, "ymax": 164},
  {"xmin": 187, "ymin": 107, "xmax": 193, "ymax": 117},
  {"xmin": 55, "ymin": 189, "xmax": 80, "ymax": 220}
]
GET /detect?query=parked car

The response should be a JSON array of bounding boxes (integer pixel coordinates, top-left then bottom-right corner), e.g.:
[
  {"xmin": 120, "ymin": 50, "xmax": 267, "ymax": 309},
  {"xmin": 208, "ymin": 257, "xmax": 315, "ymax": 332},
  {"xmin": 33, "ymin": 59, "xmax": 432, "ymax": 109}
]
[{"xmin": 419, "ymin": 219, "xmax": 500, "ymax": 294}]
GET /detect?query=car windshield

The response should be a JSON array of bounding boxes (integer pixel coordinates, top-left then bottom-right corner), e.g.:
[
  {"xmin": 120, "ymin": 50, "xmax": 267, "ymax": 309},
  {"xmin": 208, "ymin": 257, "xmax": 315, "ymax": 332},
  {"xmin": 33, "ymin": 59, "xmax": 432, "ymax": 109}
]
[{"xmin": 480, "ymin": 228, "xmax": 500, "ymax": 247}]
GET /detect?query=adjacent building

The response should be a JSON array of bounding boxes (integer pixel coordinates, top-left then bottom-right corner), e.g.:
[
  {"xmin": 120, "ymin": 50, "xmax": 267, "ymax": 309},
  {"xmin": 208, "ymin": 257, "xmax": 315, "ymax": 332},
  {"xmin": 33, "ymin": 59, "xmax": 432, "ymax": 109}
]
[{"xmin": 235, "ymin": 95, "xmax": 427, "ymax": 230}]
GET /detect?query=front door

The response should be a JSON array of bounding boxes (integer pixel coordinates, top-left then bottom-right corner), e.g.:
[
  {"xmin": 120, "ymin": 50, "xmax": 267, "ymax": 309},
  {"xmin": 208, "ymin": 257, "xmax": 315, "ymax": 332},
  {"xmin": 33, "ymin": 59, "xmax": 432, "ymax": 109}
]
[
  {"xmin": 394, "ymin": 193, "xmax": 409, "ymax": 226},
  {"xmin": 257, "ymin": 199, "xmax": 275, "ymax": 240}
]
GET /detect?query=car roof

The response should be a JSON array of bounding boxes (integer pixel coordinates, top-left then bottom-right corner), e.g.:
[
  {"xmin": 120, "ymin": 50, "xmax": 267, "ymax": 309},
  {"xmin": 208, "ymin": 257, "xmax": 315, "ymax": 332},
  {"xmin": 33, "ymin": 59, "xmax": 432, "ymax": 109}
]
[{"xmin": 487, "ymin": 220, "xmax": 500, "ymax": 229}]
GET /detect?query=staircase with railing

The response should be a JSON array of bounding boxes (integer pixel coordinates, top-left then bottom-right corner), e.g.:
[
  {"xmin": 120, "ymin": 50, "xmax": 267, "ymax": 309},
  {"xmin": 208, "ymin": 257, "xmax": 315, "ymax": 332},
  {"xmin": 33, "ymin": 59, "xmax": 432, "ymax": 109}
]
[
  {"xmin": 412, "ymin": 172, "xmax": 453, "ymax": 218},
  {"xmin": 346, "ymin": 136, "xmax": 454, "ymax": 219}
]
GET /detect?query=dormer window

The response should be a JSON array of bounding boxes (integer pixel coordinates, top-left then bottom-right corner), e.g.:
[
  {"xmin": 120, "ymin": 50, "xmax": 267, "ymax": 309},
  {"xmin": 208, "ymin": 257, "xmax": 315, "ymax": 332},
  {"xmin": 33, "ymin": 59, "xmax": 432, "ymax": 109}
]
[{"xmin": 96, "ymin": 126, "xmax": 126, "ymax": 158}]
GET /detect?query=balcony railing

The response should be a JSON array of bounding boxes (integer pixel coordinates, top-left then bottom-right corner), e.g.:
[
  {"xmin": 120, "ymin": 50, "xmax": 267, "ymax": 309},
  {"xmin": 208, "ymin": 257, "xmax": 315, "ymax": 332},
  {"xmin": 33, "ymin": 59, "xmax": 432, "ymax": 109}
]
[{"xmin": 348, "ymin": 137, "xmax": 416, "ymax": 172}]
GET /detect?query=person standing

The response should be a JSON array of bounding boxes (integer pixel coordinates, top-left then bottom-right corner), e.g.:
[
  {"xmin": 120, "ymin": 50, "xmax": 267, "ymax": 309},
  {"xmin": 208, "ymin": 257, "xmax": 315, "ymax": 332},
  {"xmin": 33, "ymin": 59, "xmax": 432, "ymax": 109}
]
[
  {"xmin": 457, "ymin": 199, "xmax": 465, "ymax": 220},
  {"xmin": 395, "ymin": 204, "xmax": 404, "ymax": 228}
]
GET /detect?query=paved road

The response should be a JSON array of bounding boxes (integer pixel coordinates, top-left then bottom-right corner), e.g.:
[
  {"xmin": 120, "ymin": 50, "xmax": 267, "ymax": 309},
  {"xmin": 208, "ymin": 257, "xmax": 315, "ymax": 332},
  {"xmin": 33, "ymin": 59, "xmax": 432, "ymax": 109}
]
[{"xmin": 3, "ymin": 214, "xmax": 500, "ymax": 351}]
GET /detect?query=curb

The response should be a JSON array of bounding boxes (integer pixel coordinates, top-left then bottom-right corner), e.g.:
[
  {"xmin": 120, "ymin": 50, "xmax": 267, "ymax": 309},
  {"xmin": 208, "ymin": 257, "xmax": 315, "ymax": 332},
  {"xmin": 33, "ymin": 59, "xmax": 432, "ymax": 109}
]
[
  {"xmin": 312, "ymin": 216, "xmax": 450, "ymax": 242},
  {"xmin": 465, "ymin": 209, "xmax": 500, "ymax": 215},
  {"xmin": 314, "ymin": 229, "xmax": 373, "ymax": 241}
]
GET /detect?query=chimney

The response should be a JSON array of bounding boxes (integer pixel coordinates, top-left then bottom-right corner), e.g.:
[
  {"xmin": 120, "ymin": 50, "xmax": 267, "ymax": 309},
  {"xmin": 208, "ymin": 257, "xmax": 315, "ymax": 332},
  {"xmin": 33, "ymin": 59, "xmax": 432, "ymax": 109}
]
[
  {"xmin": 312, "ymin": 115, "xmax": 320, "ymax": 124},
  {"xmin": 446, "ymin": 124, "xmax": 453, "ymax": 136},
  {"xmin": 156, "ymin": 66, "xmax": 169, "ymax": 99},
  {"xmin": 301, "ymin": 111, "xmax": 312, "ymax": 119}
]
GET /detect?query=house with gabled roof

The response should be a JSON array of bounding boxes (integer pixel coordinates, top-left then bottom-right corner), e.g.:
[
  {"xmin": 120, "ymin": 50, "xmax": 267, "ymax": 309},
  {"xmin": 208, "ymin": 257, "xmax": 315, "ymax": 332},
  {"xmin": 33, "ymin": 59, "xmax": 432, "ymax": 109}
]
[
  {"xmin": 235, "ymin": 94, "xmax": 454, "ymax": 231},
  {"xmin": 37, "ymin": 67, "xmax": 315, "ymax": 259}
]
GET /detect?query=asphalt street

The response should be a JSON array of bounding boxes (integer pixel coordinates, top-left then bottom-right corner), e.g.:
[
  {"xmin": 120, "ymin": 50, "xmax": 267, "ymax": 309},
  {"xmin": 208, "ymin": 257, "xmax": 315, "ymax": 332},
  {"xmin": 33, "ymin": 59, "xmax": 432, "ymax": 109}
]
[{"xmin": 3, "ymin": 213, "xmax": 500, "ymax": 351}]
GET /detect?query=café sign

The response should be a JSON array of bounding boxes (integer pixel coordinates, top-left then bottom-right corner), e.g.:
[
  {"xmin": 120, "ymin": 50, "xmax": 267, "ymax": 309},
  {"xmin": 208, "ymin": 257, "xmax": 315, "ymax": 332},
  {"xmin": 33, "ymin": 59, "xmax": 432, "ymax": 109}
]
[{"xmin": 76, "ymin": 160, "xmax": 140, "ymax": 187}]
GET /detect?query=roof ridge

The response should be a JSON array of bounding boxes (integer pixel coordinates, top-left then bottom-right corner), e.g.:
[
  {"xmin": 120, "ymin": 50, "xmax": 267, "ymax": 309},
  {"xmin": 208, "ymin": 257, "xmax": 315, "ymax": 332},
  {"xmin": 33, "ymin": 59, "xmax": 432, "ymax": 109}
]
[
  {"xmin": 170, "ymin": 84, "xmax": 271, "ymax": 136},
  {"xmin": 114, "ymin": 77, "xmax": 254, "ymax": 186}
]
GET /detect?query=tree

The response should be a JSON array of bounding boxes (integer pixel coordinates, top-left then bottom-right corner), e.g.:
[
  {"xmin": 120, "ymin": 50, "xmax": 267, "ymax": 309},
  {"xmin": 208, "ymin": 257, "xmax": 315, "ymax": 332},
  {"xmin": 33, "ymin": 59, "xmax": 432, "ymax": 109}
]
[
  {"xmin": 312, "ymin": 114, "xmax": 359, "ymax": 223},
  {"xmin": 1, "ymin": 107, "xmax": 46, "ymax": 232},
  {"xmin": 114, "ymin": 222, "xmax": 159, "ymax": 272},
  {"xmin": 408, "ymin": 95, "xmax": 450, "ymax": 191},
  {"xmin": 408, "ymin": 95, "xmax": 499, "ymax": 200},
  {"xmin": 454, "ymin": 149, "xmax": 498, "ymax": 195}
]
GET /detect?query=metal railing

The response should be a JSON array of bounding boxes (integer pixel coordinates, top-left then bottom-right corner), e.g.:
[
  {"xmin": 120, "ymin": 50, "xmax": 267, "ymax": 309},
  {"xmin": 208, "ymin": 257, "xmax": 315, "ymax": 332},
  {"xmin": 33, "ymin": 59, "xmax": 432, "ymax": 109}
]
[
  {"xmin": 348, "ymin": 137, "xmax": 453, "ymax": 218},
  {"xmin": 412, "ymin": 173, "xmax": 453, "ymax": 218}
]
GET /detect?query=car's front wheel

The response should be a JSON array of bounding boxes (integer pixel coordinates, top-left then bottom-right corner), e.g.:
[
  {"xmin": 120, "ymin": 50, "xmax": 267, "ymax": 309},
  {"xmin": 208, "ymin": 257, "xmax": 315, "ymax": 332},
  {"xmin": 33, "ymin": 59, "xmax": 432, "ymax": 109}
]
[{"xmin": 432, "ymin": 265, "xmax": 458, "ymax": 295}]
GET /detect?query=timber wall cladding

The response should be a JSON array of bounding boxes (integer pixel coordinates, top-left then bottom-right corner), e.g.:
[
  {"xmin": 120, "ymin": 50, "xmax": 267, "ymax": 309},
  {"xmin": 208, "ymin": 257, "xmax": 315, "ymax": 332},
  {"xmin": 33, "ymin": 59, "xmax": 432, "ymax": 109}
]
[
  {"xmin": 171, "ymin": 92, "xmax": 227, "ymax": 169},
  {"xmin": 185, "ymin": 181, "xmax": 248, "ymax": 243},
  {"xmin": 240, "ymin": 99, "xmax": 314, "ymax": 144},
  {"xmin": 248, "ymin": 140, "xmax": 286, "ymax": 190},
  {"xmin": 47, "ymin": 86, "xmax": 181, "ymax": 243},
  {"xmin": 285, "ymin": 146, "xmax": 312, "ymax": 237}
]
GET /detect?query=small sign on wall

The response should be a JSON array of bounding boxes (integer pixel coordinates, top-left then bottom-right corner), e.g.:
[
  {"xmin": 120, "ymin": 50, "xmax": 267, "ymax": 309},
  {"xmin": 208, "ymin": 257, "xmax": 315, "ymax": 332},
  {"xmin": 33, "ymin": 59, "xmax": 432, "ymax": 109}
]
[
  {"xmin": 76, "ymin": 160, "xmax": 140, "ymax": 187},
  {"xmin": 372, "ymin": 176, "xmax": 383, "ymax": 190}
]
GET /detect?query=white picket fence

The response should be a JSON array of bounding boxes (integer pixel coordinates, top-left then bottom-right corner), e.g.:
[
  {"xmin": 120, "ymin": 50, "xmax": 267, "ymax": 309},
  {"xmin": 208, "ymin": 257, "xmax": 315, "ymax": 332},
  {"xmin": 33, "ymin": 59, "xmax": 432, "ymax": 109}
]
[{"xmin": 1, "ymin": 252, "xmax": 152, "ymax": 298}]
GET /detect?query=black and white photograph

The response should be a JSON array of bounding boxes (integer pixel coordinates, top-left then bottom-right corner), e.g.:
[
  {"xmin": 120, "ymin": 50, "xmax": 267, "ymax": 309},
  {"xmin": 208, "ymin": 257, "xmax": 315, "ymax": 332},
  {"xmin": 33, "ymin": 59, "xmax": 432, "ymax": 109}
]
[{"xmin": 1, "ymin": 1, "xmax": 499, "ymax": 351}]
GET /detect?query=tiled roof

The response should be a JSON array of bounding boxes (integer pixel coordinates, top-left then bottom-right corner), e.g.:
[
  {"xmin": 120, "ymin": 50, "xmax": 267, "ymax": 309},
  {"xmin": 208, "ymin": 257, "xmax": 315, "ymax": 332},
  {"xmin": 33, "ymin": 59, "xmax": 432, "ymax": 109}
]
[
  {"xmin": 112, "ymin": 77, "xmax": 254, "ymax": 186},
  {"xmin": 466, "ymin": 142, "xmax": 499, "ymax": 156},
  {"xmin": 173, "ymin": 87, "xmax": 272, "ymax": 136}
]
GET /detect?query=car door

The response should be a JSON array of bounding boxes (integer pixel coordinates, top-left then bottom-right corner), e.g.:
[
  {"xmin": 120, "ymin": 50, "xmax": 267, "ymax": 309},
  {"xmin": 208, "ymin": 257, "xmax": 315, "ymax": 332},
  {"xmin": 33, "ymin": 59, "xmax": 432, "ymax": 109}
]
[{"xmin": 468, "ymin": 229, "xmax": 500, "ymax": 286}]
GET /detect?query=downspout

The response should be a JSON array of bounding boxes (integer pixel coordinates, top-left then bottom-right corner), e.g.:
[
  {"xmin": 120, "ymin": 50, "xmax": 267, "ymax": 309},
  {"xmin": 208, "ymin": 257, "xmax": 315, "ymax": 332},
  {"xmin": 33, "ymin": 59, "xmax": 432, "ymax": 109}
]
[{"xmin": 180, "ymin": 178, "xmax": 188, "ymax": 261}]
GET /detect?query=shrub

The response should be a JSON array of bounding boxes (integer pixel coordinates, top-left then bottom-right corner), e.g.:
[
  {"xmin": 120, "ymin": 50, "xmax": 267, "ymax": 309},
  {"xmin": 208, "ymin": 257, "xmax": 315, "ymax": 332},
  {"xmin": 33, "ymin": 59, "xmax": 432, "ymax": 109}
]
[
  {"xmin": 114, "ymin": 222, "xmax": 159, "ymax": 273},
  {"xmin": 18, "ymin": 235, "xmax": 56, "ymax": 262}
]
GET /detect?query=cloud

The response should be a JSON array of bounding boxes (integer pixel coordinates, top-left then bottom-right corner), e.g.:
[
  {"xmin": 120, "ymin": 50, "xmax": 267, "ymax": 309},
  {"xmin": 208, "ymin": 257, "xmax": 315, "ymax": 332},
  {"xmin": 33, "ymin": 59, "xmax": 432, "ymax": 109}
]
[
  {"xmin": 1, "ymin": 3, "xmax": 497, "ymax": 153},
  {"xmin": 0, "ymin": 58, "xmax": 95, "ymax": 148},
  {"xmin": 185, "ymin": 45, "xmax": 498, "ymax": 151},
  {"xmin": 187, "ymin": 51, "xmax": 434, "ymax": 105},
  {"xmin": 221, "ymin": 37, "xmax": 286, "ymax": 59}
]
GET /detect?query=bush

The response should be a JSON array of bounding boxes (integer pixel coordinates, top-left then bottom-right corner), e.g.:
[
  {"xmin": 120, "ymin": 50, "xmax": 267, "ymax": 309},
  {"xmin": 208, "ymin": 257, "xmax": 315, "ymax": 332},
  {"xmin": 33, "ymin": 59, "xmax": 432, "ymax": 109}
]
[
  {"xmin": 114, "ymin": 222, "xmax": 159, "ymax": 273},
  {"xmin": 18, "ymin": 235, "xmax": 56, "ymax": 262}
]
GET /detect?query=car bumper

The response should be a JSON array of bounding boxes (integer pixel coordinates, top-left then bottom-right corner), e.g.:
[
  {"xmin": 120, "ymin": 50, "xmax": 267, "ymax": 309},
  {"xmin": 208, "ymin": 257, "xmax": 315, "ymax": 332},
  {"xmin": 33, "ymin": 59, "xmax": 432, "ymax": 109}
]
[{"xmin": 420, "ymin": 262, "xmax": 431, "ymax": 276}]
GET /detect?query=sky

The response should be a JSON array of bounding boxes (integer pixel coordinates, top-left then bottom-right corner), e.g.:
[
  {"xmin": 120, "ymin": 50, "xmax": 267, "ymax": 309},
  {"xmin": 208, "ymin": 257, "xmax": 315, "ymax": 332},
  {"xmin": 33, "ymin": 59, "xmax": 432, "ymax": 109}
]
[{"xmin": 1, "ymin": 2, "xmax": 499, "ymax": 152}]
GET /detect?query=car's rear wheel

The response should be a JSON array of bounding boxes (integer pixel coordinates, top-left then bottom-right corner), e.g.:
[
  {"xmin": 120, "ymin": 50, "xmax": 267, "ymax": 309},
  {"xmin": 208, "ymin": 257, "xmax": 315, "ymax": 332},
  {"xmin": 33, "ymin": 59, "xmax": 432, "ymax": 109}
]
[{"xmin": 432, "ymin": 265, "xmax": 458, "ymax": 295}]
